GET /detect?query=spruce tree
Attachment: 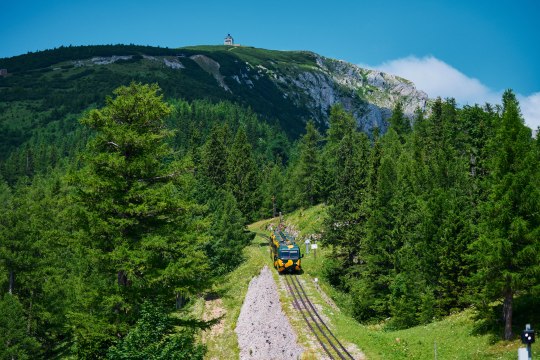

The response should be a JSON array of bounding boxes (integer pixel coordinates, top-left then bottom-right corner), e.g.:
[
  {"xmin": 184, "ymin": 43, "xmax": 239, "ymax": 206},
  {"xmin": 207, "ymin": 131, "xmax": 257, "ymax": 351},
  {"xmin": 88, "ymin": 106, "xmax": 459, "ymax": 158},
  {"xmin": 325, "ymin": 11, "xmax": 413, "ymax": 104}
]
[
  {"xmin": 226, "ymin": 127, "xmax": 260, "ymax": 222},
  {"xmin": 356, "ymin": 128, "xmax": 401, "ymax": 320},
  {"xmin": 321, "ymin": 104, "xmax": 358, "ymax": 199},
  {"xmin": 70, "ymin": 83, "xmax": 210, "ymax": 350},
  {"xmin": 201, "ymin": 124, "xmax": 229, "ymax": 188},
  {"xmin": 387, "ymin": 102, "xmax": 411, "ymax": 142},
  {"xmin": 294, "ymin": 121, "xmax": 322, "ymax": 207},
  {"xmin": 323, "ymin": 124, "xmax": 370, "ymax": 262},
  {"xmin": 0, "ymin": 294, "xmax": 40, "ymax": 359},
  {"xmin": 470, "ymin": 90, "xmax": 540, "ymax": 340}
]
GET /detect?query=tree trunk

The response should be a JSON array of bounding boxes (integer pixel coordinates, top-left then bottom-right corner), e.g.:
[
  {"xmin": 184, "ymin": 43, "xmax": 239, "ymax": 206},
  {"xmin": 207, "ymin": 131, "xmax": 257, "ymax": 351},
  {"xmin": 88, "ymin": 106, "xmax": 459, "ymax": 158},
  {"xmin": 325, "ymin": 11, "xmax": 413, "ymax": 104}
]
[
  {"xmin": 27, "ymin": 291, "xmax": 33, "ymax": 334},
  {"xmin": 176, "ymin": 293, "xmax": 186, "ymax": 309},
  {"xmin": 8, "ymin": 270, "xmax": 14, "ymax": 294},
  {"xmin": 503, "ymin": 286, "xmax": 513, "ymax": 340},
  {"xmin": 117, "ymin": 270, "xmax": 129, "ymax": 286}
]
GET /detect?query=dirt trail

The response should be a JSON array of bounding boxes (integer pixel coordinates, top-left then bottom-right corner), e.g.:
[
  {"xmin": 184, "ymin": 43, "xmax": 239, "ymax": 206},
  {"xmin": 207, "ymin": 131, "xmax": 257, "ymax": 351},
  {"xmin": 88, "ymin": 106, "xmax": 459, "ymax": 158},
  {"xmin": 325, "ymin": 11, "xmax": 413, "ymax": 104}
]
[{"xmin": 235, "ymin": 266, "xmax": 303, "ymax": 359}]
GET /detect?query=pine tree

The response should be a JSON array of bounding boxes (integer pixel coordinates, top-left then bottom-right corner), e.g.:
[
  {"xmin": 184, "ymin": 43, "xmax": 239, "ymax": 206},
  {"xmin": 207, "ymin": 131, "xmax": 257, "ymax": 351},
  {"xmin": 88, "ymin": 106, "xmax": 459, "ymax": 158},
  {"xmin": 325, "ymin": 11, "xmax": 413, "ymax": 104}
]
[
  {"xmin": 70, "ymin": 83, "xmax": 210, "ymax": 351},
  {"xmin": 226, "ymin": 127, "xmax": 260, "ymax": 222},
  {"xmin": 323, "ymin": 124, "xmax": 370, "ymax": 263},
  {"xmin": 294, "ymin": 121, "xmax": 322, "ymax": 207},
  {"xmin": 470, "ymin": 90, "xmax": 540, "ymax": 340},
  {"xmin": 0, "ymin": 294, "xmax": 40, "ymax": 359},
  {"xmin": 200, "ymin": 124, "xmax": 229, "ymax": 188},
  {"xmin": 321, "ymin": 104, "xmax": 358, "ymax": 199},
  {"xmin": 387, "ymin": 102, "xmax": 411, "ymax": 142}
]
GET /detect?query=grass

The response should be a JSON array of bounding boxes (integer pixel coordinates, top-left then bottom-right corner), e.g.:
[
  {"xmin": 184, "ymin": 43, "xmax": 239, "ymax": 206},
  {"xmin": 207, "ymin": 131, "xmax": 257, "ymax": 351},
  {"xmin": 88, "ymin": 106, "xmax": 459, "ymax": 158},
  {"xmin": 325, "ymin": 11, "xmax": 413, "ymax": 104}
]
[
  {"xmin": 279, "ymin": 205, "xmax": 537, "ymax": 359},
  {"xmin": 194, "ymin": 219, "xmax": 272, "ymax": 359},
  {"xmin": 197, "ymin": 207, "xmax": 538, "ymax": 359}
]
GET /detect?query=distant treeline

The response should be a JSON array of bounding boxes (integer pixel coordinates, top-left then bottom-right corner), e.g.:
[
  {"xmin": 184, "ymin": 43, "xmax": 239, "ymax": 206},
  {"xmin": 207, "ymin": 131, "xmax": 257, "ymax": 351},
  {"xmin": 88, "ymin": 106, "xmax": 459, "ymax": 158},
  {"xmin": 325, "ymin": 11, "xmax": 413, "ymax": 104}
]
[{"xmin": 0, "ymin": 44, "xmax": 181, "ymax": 73}]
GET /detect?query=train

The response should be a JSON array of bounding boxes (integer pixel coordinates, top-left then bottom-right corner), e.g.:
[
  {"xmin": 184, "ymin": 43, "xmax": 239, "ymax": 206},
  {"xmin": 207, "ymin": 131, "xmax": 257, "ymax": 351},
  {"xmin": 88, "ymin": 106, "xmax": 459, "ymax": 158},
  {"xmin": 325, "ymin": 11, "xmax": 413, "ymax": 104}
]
[{"xmin": 270, "ymin": 228, "xmax": 303, "ymax": 273}]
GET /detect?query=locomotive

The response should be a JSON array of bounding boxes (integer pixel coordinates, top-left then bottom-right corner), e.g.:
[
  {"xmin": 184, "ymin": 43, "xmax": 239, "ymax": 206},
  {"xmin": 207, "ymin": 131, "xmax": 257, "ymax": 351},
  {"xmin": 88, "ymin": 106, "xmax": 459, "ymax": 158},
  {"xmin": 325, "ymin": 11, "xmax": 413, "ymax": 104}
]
[{"xmin": 270, "ymin": 228, "xmax": 303, "ymax": 273}]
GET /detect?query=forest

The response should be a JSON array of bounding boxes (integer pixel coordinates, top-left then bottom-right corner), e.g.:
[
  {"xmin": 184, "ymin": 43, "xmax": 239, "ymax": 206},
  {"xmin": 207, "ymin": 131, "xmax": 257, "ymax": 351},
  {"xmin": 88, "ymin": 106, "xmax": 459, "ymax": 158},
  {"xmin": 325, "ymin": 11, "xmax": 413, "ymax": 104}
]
[{"xmin": 1, "ymin": 81, "xmax": 539, "ymax": 359}]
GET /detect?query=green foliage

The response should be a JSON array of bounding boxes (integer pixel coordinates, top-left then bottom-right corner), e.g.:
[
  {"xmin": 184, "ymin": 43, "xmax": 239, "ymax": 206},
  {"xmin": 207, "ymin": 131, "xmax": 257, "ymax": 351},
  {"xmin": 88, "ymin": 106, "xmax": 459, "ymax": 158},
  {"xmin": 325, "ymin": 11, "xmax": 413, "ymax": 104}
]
[
  {"xmin": 258, "ymin": 161, "xmax": 285, "ymax": 218},
  {"xmin": 0, "ymin": 294, "xmax": 40, "ymax": 360},
  {"xmin": 2, "ymin": 41, "xmax": 539, "ymax": 354},
  {"xmin": 469, "ymin": 90, "xmax": 540, "ymax": 339},
  {"xmin": 0, "ymin": 44, "xmax": 311, "ymax": 177},
  {"xmin": 226, "ymin": 127, "xmax": 260, "ymax": 222},
  {"xmin": 1, "ymin": 77, "xmax": 293, "ymax": 356},
  {"xmin": 312, "ymin": 93, "xmax": 539, "ymax": 337},
  {"xmin": 69, "ymin": 82, "xmax": 211, "ymax": 353},
  {"xmin": 290, "ymin": 121, "xmax": 323, "ymax": 207},
  {"xmin": 387, "ymin": 101, "xmax": 410, "ymax": 141},
  {"xmin": 106, "ymin": 302, "xmax": 205, "ymax": 360},
  {"xmin": 320, "ymin": 104, "xmax": 359, "ymax": 199},
  {"xmin": 323, "ymin": 107, "xmax": 370, "ymax": 256},
  {"xmin": 205, "ymin": 190, "xmax": 254, "ymax": 275},
  {"xmin": 200, "ymin": 124, "xmax": 230, "ymax": 188}
]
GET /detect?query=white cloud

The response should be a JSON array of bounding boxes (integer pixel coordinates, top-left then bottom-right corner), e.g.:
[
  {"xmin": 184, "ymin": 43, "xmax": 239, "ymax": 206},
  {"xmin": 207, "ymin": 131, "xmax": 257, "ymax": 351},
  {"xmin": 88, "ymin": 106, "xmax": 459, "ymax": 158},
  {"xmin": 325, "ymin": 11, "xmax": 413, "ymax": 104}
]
[
  {"xmin": 360, "ymin": 56, "xmax": 540, "ymax": 130},
  {"xmin": 520, "ymin": 93, "xmax": 540, "ymax": 131}
]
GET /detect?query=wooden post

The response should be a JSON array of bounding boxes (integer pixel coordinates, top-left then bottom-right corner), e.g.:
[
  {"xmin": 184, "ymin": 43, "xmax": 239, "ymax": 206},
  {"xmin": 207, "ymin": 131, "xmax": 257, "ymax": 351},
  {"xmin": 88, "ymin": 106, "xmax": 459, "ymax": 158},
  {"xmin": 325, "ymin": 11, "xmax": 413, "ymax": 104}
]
[{"xmin": 272, "ymin": 195, "xmax": 276, "ymax": 218}]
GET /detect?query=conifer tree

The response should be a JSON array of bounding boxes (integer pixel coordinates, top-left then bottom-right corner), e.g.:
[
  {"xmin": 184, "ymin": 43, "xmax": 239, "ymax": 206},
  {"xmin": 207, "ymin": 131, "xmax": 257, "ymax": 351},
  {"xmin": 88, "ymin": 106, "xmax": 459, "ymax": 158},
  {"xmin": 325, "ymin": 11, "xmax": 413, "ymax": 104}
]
[
  {"xmin": 201, "ymin": 124, "xmax": 229, "ymax": 188},
  {"xmin": 323, "ymin": 123, "xmax": 370, "ymax": 262},
  {"xmin": 205, "ymin": 190, "xmax": 252, "ymax": 275},
  {"xmin": 0, "ymin": 294, "xmax": 40, "ymax": 359},
  {"xmin": 227, "ymin": 127, "xmax": 260, "ymax": 222},
  {"xmin": 70, "ymin": 83, "xmax": 210, "ymax": 350},
  {"xmin": 294, "ymin": 121, "xmax": 322, "ymax": 207},
  {"xmin": 259, "ymin": 161, "xmax": 284, "ymax": 218},
  {"xmin": 470, "ymin": 90, "xmax": 540, "ymax": 340},
  {"xmin": 321, "ymin": 104, "xmax": 358, "ymax": 199},
  {"xmin": 387, "ymin": 102, "xmax": 411, "ymax": 141},
  {"xmin": 356, "ymin": 128, "xmax": 401, "ymax": 320}
]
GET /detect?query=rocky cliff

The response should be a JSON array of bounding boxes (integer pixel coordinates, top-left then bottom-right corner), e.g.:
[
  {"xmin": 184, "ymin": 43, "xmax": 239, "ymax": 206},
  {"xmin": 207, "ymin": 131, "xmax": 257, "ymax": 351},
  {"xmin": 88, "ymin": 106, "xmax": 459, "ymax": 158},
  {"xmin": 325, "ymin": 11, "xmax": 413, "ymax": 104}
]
[
  {"xmin": 175, "ymin": 48, "xmax": 429, "ymax": 132},
  {"xmin": 0, "ymin": 44, "xmax": 430, "ymax": 137}
]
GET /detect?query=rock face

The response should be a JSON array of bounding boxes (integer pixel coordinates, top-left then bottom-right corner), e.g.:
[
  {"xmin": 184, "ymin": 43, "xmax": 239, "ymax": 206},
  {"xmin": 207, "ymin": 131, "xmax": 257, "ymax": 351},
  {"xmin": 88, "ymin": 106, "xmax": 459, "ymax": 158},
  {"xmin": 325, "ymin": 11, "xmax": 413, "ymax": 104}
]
[
  {"xmin": 190, "ymin": 55, "xmax": 231, "ymax": 92},
  {"xmin": 69, "ymin": 46, "xmax": 429, "ymax": 133},
  {"xmin": 235, "ymin": 266, "xmax": 303, "ymax": 360},
  {"xmin": 259, "ymin": 54, "xmax": 429, "ymax": 131}
]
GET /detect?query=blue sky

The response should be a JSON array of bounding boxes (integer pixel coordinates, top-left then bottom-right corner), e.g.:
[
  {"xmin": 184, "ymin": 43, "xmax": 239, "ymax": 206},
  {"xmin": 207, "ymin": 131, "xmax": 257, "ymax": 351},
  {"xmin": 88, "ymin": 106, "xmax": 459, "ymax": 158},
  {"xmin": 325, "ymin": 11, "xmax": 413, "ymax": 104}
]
[{"xmin": 1, "ymin": 0, "xmax": 539, "ymax": 128}]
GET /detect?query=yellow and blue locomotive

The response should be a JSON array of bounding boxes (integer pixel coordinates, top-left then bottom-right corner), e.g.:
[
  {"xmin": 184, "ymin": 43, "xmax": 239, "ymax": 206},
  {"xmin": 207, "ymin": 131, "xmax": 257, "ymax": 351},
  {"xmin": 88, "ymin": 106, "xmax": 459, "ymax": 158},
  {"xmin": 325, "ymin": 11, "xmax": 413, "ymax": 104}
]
[{"xmin": 270, "ymin": 229, "xmax": 303, "ymax": 273}]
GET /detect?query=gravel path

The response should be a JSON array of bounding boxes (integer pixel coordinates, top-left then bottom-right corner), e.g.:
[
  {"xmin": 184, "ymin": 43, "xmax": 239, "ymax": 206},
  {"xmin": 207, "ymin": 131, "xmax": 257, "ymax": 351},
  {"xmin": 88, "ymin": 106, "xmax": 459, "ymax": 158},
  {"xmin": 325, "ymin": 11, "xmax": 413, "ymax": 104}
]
[{"xmin": 235, "ymin": 266, "xmax": 303, "ymax": 359}]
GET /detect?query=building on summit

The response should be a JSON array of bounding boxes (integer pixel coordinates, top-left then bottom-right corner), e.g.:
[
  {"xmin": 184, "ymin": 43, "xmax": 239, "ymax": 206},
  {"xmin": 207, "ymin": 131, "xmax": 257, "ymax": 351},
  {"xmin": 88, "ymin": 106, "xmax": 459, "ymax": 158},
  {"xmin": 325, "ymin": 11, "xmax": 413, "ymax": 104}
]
[{"xmin": 224, "ymin": 34, "xmax": 234, "ymax": 45}]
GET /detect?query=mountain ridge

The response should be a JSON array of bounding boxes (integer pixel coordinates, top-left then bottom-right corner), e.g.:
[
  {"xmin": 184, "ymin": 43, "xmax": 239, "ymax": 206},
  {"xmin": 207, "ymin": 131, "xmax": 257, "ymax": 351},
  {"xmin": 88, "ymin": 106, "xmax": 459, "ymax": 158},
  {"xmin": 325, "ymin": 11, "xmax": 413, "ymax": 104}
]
[{"xmin": 0, "ymin": 44, "xmax": 429, "ymax": 150}]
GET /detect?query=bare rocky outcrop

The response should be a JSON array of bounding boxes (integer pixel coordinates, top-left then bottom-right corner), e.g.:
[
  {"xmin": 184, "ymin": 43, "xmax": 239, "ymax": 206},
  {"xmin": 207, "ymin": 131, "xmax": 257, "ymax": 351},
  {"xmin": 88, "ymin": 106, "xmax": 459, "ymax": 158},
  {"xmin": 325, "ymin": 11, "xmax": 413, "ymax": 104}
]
[
  {"xmin": 285, "ymin": 55, "xmax": 429, "ymax": 131},
  {"xmin": 72, "ymin": 48, "xmax": 430, "ymax": 132},
  {"xmin": 237, "ymin": 52, "xmax": 429, "ymax": 131},
  {"xmin": 235, "ymin": 266, "xmax": 303, "ymax": 360},
  {"xmin": 190, "ymin": 54, "xmax": 231, "ymax": 92}
]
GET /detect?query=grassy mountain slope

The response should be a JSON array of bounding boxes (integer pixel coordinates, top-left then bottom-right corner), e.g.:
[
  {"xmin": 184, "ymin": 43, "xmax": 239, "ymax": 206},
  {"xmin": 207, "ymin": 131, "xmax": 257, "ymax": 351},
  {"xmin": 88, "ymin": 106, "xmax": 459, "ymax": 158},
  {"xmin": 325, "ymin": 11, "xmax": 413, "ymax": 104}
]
[{"xmin": 0, "ymin": 44, "xmax": 428, "ymax": 166}]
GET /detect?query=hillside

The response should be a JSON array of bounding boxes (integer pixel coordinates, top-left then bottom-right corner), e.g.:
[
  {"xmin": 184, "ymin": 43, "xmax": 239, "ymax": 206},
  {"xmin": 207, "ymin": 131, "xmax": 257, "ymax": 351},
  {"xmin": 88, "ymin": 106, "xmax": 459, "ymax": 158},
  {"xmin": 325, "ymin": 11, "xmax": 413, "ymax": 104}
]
[
  {"xmin": 1, "ymin": 53, "xmax": 538, "ymax": 359},
  {"xmin": 196, "ymin": 206, "xmax": 535, "ymax": 359},
  {"xmin": 0, "ymin": 44, "xmax": 428, "ymax": 161}
]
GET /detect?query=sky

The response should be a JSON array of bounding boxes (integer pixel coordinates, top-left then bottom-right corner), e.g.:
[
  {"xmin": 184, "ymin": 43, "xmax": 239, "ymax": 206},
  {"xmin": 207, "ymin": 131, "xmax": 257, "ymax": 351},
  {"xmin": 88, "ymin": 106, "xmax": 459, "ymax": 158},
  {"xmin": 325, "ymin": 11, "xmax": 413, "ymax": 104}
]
[{"xmin": 1, "ymin": 0, "xmax": 539, "ymax": 128}]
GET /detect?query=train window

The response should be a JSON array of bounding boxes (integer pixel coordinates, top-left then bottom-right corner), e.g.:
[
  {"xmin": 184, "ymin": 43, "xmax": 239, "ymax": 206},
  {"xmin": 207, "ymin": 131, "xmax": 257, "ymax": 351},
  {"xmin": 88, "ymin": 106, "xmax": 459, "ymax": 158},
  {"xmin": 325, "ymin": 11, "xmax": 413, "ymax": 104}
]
[{"xmin": 280, "ymin": 250, "xmax": 299, "ymax": 259}]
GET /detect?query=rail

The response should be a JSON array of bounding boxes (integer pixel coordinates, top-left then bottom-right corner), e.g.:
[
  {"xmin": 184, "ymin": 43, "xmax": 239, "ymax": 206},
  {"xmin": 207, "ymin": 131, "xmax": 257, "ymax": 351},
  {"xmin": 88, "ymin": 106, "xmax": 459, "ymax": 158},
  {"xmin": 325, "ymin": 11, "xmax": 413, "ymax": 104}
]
[{"xmin": 283, "ymin": 274, "xmax": 356, "ymax": 360}]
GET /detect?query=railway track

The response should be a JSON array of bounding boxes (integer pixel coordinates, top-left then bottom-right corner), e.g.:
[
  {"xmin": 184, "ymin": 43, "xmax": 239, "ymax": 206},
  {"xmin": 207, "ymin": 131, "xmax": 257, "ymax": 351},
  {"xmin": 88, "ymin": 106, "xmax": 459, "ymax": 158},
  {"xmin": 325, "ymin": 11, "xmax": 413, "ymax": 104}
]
[{"xmin": 283, "ymin": 274, "xmax": 356, "ymax": 360}]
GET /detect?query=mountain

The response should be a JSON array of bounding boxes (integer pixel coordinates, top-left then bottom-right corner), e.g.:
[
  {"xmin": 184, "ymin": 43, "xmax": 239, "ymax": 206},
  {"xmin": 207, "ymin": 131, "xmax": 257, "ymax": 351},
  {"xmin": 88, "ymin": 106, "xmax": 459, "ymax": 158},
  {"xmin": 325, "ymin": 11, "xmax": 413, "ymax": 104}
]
[{"xmin": 0, "ymin": 44, "xmax": 428, "ymax": 157}]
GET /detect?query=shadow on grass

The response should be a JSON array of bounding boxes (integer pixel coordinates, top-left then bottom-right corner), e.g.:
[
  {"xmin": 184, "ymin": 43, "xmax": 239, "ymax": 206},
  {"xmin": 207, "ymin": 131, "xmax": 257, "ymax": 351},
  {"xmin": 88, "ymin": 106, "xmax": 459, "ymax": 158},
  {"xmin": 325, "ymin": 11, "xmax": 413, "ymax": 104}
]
[{"xmin": 471, "ymin": 294, "xmax": 540, "ymax": 343}]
